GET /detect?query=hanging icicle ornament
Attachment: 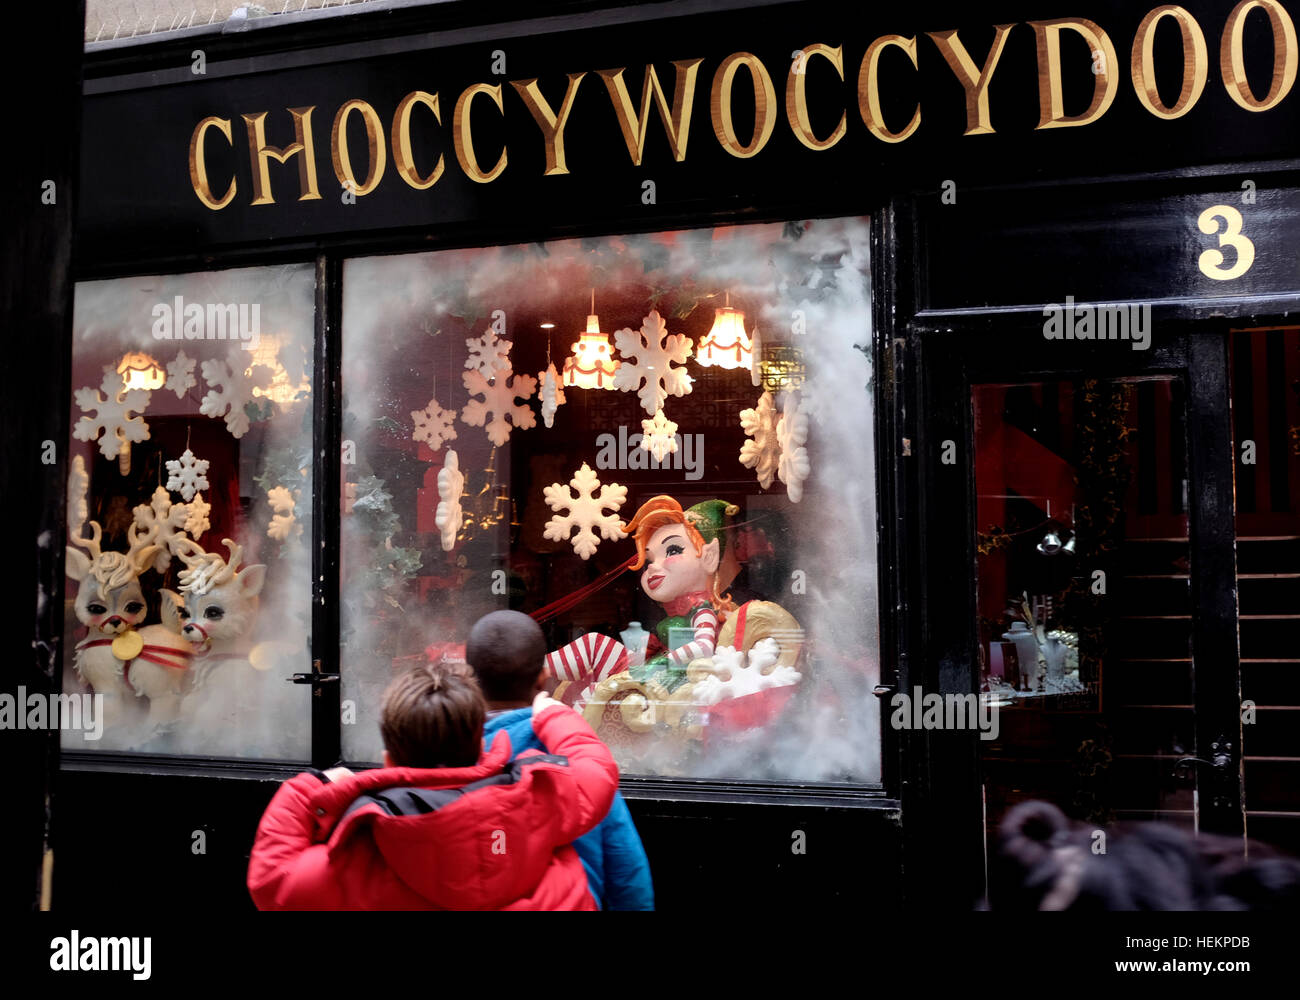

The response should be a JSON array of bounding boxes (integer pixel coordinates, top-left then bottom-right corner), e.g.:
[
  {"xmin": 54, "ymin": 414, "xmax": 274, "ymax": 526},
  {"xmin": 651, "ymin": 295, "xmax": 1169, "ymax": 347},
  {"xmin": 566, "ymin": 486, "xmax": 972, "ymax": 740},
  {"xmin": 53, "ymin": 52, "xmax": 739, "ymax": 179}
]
[
  {"xmin": 739, "ymin": 390, "xmax": 780, "ymax": 489},
  {"xmin": 266, "ymin": 485, "xmax": 301, "ymax": 542},
  {"xmin": 461, "ymin": 365, "xmax": 536, "ymax": 446},
  {"xmin": 411, "ymin": 395, "xmax": 458, "ymax": 450},
  {"xmin": 542, "ymin": 462, "xmax": 627, "ymax": 560},
  {"xmin": 165, "ymin": 447, "xmax": 211, "ymax": 502},
  {"xmin": 538, "ymin": 363, "xmax": 565, "ymax": 428},
  {"xmin": 640, "ymin": 408, "xmax": 679, "ymax": 463},
  {"xmin": 72, "ymin": 366, "xmax": 151, "ymax": 473},
  {"xmin": 464, "ymin": 328, "xmax": 513, "ymax": 378},
  {"xmin": 776, "ymin": 390, "xmax": 812, "ymax": 503},
  {"xmin": 68, "ymin": 455, "xmax": 89, "ymax": 538},
  {"xmin": 166, "ymin": 349, "xmax": 197, "ymax": 399},
  {"xmin": 612, "ymin": 309, "xmax": 694, "ymax": 415},
  {"xmin": 435, "ymin": 449, "xmax": 466, "ymax": 551}
]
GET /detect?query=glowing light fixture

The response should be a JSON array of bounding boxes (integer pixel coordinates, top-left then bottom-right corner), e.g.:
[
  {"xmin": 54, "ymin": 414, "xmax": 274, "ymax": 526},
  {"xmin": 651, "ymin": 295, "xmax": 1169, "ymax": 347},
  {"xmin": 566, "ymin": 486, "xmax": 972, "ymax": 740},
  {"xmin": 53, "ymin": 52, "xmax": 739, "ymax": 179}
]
[
  {"xmin": 117, "ymin": 351, "xmax": 166, "ymax": 391},
  {"xmin": 562, "ymin": 291, "xmax": 620, "ymax": 389},
  {"xmin": 697, "ymin": 292, "xmax": 753, "ymax": 370}
]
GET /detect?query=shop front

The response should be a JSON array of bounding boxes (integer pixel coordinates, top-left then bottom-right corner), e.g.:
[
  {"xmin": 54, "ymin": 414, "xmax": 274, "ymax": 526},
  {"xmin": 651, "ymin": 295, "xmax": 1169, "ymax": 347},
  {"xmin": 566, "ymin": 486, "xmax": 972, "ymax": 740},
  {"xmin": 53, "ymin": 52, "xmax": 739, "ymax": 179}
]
[{"xmin": 39, "ymin": 0, "xmax": 1300, "ymax": 911}]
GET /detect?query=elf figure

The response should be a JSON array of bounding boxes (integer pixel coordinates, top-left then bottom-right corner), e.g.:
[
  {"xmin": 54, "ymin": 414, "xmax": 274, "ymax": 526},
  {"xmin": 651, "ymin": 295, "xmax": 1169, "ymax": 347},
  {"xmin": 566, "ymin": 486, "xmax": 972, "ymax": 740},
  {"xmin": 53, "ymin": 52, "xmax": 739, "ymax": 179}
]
[{"xmin": 546, "ymin": 496, "xmax": 739, "ymax": 701}]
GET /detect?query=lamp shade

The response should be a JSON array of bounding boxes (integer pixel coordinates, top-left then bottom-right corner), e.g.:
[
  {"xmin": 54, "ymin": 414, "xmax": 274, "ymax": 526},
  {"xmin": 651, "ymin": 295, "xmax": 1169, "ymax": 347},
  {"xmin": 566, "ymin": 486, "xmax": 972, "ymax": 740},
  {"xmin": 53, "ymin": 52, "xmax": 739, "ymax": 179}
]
[
  {"xmin": 563, "ymin": 314, "xmax": 620, "ymax": 389},
  {"xmin": 117, "ymin": 351, "xmax": 166, "ymax": 391},
  {"xmin": 697, "ymin": 306, "xmax": 752, "ymax": 369}
]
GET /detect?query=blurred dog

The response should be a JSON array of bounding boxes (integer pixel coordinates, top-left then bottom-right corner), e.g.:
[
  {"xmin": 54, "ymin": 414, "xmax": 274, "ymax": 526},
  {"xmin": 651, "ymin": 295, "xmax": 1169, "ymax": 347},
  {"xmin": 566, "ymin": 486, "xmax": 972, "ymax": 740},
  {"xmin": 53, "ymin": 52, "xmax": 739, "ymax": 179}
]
[{"xmin": 985, "ymin": 800, "xmax": 1300, "ymax": 910}]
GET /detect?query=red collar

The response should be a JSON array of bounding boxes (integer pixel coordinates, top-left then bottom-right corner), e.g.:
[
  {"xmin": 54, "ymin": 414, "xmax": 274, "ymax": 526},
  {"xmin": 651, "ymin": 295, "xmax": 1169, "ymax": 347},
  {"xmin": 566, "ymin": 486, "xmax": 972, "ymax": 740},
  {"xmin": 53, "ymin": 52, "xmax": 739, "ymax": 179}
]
[{"xmin": 661, "ymin": 590, "xmax": 715, "ymax": 617}]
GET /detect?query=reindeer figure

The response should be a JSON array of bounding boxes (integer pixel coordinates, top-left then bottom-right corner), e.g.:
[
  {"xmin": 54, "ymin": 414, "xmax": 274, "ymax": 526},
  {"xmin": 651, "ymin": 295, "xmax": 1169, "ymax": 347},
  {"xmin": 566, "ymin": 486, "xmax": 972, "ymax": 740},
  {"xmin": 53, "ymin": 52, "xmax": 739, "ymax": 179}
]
[
  {"xmin": 172, "ymin": 537, "xmax": 267, "ymax": 737},
  {"xmin": 66, "ymin": 520, "xmax": 192, "ymax": 737}
]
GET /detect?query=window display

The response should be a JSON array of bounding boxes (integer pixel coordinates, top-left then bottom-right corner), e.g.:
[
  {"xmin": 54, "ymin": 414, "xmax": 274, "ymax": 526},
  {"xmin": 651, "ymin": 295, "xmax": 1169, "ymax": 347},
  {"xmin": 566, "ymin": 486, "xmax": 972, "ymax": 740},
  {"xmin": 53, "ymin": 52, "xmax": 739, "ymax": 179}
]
[
  {"xmin": 340, "ymin": 218, "xmax": 880, "ymax": 783},
  {"xmin": 63, "ymin": 265, "xmax": 315, "ymax": 759}
]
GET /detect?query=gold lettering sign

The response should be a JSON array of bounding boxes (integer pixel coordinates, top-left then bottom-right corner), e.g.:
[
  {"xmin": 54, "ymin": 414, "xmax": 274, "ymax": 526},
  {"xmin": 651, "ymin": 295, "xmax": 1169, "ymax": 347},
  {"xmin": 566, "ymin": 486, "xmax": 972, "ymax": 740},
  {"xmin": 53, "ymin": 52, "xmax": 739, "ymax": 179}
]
[
  {"xmin": 786, "ymin": 43, "xmax": 847, "ymax": 151},
  {"xmin": 188, "ymin": 116, "xmax": 236, "ymax": 211},
  {"xmin": 710, "ymin": 52, "xmax": 777, "ymax": 158},
  {"xmin": 1030, "ymin": 18, "xmax": 1119, "ymax": 129},
  {"xmin": 858, "ymin": 35, "xmax": 921, "ymax": 143},
  {"xmin": 331, "ymin": 99, "xmax": 387, "ymax": 196},
  {"xmin": 511, "ymin": 73, "xmax": 588, "ymax": 176},
  {"xmin": 240, "ymin": 107, "xmax": 322, "ymax": 205},
  {"xmin": 927, "ymin": 25, "xmax": 1015, "ymax": 135},
  {"xmin": 1221, "ymin": 0, "xmax": 1298, "ymax": 112},
  {"xmin": 453, "ymin": 82, "xmax": 508, "ymax": 183},
  {"xmin": 390, "ymin": 90, "xmax": 444, "ymax": 190},
  {"xmin": 597, "ymin": 60, "xmax": 703, "ymax": 165},
  {"xmin": 1131, "ymin": 5, "xmax": 1208, "ymax": 120}
]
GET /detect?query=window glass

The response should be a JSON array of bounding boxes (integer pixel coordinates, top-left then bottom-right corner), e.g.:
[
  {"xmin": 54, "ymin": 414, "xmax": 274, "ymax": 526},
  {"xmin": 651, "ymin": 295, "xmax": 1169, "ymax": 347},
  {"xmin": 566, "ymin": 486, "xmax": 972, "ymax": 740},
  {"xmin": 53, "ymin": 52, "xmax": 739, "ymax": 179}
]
[
  {"xmin": 340, "ymin": 219, "xmax": 880, "ymax": 783},
  {"xmin": 63, "ymin": 265, "xmax": 315, "ymax": 758}
]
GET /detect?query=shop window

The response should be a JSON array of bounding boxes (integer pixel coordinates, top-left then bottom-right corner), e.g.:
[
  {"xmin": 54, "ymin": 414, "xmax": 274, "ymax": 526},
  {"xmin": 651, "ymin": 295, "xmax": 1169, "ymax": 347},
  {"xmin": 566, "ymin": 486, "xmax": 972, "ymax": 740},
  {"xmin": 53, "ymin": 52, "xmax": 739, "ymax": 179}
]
[
  {"xmin": 339, "ymin": 218, "xmax": 881, "ymax": 783},
  {"xmin": 62, "ymin": 265, "xmax": 315, "ymax": 759}
]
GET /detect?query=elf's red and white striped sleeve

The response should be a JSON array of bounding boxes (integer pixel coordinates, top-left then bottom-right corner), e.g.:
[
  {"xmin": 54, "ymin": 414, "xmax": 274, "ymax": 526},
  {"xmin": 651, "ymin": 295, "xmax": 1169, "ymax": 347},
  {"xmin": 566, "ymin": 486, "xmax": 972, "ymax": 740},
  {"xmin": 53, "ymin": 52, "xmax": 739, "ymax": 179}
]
[
  {"xmin": 667, "ymin": 606, "xmax": 720, "ymax": 667},
  {"xmin": 545, "ymin": 633, "xmax": 629, "ymax": 685}
]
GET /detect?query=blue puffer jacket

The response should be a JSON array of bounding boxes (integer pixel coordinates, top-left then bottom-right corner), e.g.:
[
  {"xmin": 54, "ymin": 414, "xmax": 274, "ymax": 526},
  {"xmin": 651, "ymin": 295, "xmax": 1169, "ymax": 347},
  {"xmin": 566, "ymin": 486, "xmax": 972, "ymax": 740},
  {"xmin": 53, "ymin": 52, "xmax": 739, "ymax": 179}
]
[{"xmin": 483, "ymin": 708, "xmax": 654, "ymax": 910}]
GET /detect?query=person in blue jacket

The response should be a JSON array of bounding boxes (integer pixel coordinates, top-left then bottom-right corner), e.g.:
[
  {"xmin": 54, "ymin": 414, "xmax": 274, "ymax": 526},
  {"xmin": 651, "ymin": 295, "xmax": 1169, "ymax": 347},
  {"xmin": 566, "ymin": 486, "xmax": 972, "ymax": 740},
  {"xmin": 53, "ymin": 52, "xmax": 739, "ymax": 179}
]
[{"xmin": 467, "ymin": 610, "xmax": 654, "ymax": 910}]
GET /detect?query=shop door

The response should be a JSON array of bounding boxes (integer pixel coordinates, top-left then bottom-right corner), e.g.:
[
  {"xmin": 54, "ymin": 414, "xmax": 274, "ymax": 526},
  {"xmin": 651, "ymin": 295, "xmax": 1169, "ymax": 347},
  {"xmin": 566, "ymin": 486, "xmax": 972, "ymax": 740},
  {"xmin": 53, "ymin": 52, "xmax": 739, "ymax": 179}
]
[{"xmin": 918, "ymin": 328, "xmax": 1243, "ymax": 900}]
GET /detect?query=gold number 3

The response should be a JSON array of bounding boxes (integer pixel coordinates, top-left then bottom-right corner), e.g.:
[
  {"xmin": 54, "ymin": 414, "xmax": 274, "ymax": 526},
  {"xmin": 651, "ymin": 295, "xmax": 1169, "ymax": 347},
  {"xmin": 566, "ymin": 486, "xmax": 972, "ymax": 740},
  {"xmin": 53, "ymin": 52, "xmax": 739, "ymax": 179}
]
[{"xmin": 1197, "ymin": 205, "xmax": 1255, "ymax": 281}]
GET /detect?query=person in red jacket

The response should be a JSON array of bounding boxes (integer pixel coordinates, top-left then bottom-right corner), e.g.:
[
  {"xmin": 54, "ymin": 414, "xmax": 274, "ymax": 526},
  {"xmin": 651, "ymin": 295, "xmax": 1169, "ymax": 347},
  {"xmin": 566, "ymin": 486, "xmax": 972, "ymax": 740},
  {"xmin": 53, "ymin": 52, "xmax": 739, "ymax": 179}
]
[{"xmin": 247, "ymin": 660, "xmax": 619, "ymax": 910}]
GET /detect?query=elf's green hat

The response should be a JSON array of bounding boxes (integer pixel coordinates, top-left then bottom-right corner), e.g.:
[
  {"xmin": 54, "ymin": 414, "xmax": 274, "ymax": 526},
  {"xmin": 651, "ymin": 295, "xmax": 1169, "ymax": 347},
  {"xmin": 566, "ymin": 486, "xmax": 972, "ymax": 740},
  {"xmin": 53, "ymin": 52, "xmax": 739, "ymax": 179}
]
[{"xmin": 684, "ymin": 499, "xmax": 739, "ymax": 556}]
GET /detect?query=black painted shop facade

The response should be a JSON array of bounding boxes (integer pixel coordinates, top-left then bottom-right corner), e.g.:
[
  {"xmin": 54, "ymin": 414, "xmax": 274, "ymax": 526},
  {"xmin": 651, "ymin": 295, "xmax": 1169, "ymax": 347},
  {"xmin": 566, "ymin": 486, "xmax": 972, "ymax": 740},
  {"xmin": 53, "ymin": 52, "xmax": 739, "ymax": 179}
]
[{"xmin": 43, "ymin": 0, "xmax": 1300, "ymax": 910}]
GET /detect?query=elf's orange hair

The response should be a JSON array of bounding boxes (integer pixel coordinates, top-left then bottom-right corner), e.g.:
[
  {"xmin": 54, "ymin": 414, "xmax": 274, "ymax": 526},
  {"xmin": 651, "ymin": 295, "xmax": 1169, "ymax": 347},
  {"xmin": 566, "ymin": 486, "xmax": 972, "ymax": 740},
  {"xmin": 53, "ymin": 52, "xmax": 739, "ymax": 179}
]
[{"xmin": 622, "ymin": 496, "xmax": 735, "ymax": 614}]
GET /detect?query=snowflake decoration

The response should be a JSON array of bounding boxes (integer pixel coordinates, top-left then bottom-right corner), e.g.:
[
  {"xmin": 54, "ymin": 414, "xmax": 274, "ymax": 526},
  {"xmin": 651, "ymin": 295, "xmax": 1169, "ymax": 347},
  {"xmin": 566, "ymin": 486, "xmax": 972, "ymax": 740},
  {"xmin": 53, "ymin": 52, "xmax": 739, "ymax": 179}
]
[
  {"xmin": 72, "ymin": 367, "xmax": 151, "ymax": 461},
  {"xmin": 165, "ymin": 447, "xmax": 210, "ymax": 502},
  {"xmin": 612, "ymin": 310, "xmax": 694, "ymax": 416},
  {"xmin": 542, "ymin": 462, "xmax": 627, "ymax": 560},
  {"xmin": 435, "ymin": 450, "xmax": 465, "ymax": 552},
  {"xmin": 776, "ymin": 390, "xmax": 812, "ymax": 503},
  {"xmin": 465, "ymin": 329, "xmax": 513, "ymax": 378},
  {"xmin": 739, "ymin": 390, "xmax": 780, "ymax": 489},
  {"xmin": 640, "ymin": 408, "xmax": 679, "ymax": 463},
  {"xmin": 199, "ymin": 358, "xmax": 274, "ymax": 438},
  {"xmin": 692, "ymin": 638, "xmax": 801, "ymax": 706},
  {"xmin": 166, "ymin": 350, "xmax": 197, "ymax": 399},
  {"xmin": 411, "ymin": 395, "xmax": 458, "ymax": 451},
  {"xmin": 266, "ymin": 485, "xmax": 301, "ymax": 542},
  {"xmin": 184, "ymin": 492, "xmax": 211, "ymax": 540},
  {"xmin": 132, "ymin": 486, "xmax": 192, "ymax": 573},
  {"xmin": 461, "ymin": 367, "xmax": 536, "ymax": 446},
  {"xmin": 538, "ymin": 363, "xmax": 566, "ymax": 429}
]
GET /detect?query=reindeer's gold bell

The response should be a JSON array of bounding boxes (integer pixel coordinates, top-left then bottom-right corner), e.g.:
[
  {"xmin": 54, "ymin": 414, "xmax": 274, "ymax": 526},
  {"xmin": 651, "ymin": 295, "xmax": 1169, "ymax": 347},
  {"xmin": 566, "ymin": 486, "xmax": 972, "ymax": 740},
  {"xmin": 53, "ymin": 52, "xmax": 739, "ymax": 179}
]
[{"xmin": 111, "ymin": 630, "xmax": 144, "ymax": 661}]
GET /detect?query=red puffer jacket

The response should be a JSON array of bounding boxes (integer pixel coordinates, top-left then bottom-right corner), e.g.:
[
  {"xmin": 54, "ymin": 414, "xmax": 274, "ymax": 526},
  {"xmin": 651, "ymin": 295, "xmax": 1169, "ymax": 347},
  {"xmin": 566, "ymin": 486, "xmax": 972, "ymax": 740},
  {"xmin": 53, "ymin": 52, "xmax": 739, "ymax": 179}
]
[{"xmin": 247, "ymin": 705, "xmax": 619, "ymax": 910}]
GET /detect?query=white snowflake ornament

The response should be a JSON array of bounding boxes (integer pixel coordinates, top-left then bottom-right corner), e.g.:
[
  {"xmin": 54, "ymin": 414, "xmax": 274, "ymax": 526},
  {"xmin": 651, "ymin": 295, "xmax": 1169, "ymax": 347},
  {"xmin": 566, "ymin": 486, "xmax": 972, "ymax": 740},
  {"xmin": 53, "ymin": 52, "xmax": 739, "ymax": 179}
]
[
  {"xmin": 612, "ymin": 310, "xmax": 694, "ymax": 416},
  {"xmin": 199, "ymin": 358, "xmax": 274, "ymax": 438},
  {"xmin": 776, "ymin": 390, "xmax": 812, "ymax": 503},
  {"xmin": 464, "ymin": 329, "xmax": 513, "ymax": 378},
  {"xmin": 693, "ymin": 638, "xmax": 801, "ymax": 706},
  {"xmin": 184, "ymin": 492, "xmax": 211, "ymax": 541},
  {"xmin": 73, "ymin": 368, "xmax": 151, "ymax": 461},
  {"xmin": 166, "ymin": 350, "xmax": 197, "ymax": 399},
  {"xmin": 640, "ymin": 409, "xmax": 679, "ymax": 463},
  {"xmin": 166, "ymin": 448, "xmax": 210, "ymax": 502},
  {"xmin": 435, "ymin": 450, "xmax": 465, "ymax": 552},
  {"xmin": 132, "ymin": 486, "xmax": 191, "ymax": 573},
  {"xmin": 739, "ymin": 390, "xmax": 780, "ymax": 489},
  {"xmin": 542, "ymin": 462, "xmax": 627, "ymax": 560},
  {"xmin": 461, "ymin": 367, "xmax": 536, "ymax": 447},
  {"xmin": 411, "ymin": 395, "xmax": 458, "ymax": 451},
  {"xmin": 538, "ymin": 364, "xmax": 566, "ymax": 429},
  {"xmin": 266, "ymin": 485, "xmax": 301, "ymax": 542}
]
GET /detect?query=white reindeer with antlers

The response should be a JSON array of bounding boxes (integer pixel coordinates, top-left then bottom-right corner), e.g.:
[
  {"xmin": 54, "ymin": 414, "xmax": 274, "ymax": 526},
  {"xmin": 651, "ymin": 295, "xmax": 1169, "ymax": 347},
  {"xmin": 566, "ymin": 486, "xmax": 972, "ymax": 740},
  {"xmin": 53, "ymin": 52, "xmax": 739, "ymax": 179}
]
[
  {"xmin": 66, "ymin": 519, "xmax": 194, "ymax": 740},
  {"xmin": 171, "ymin": 536, "xmax": 267, "ymax": 737}
]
